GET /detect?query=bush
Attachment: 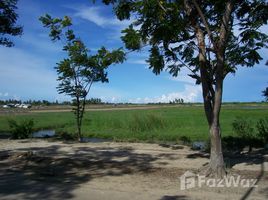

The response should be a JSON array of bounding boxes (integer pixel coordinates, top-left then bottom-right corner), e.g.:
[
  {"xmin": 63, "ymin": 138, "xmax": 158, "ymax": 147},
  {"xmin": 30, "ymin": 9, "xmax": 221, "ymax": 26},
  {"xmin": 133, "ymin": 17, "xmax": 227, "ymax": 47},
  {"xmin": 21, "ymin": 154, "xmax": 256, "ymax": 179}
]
[
  {"xmin": 8, "ymin": 119, "xmax": 34, "ymax": 139},
  {"xmin": 232, "ymin": 117, "xmax": 255, "ymax": 151},
  {"xmin": 232, "ymin": 117, "xmax": 255, "ymax": 139},
  {"xmin": 256, "ymin": 117, "xmax": 268, "ymax": 143}
]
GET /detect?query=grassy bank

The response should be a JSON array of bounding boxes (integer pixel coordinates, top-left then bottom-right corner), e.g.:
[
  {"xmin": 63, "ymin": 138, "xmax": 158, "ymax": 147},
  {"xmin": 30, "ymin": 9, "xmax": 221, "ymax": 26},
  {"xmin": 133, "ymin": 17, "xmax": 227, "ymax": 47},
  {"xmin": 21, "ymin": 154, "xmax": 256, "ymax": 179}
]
[{"xmin": 0, "ymin": 105, "xmax": 267, "ymax": 142}]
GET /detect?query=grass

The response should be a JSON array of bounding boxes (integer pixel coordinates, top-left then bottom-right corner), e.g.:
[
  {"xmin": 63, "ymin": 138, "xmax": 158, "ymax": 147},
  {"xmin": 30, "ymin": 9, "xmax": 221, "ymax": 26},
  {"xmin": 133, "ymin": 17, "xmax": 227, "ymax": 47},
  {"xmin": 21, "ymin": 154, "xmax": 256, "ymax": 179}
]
[{"xmin": 0, "ymin": 105, "xmax": 267, "ymax": 142}]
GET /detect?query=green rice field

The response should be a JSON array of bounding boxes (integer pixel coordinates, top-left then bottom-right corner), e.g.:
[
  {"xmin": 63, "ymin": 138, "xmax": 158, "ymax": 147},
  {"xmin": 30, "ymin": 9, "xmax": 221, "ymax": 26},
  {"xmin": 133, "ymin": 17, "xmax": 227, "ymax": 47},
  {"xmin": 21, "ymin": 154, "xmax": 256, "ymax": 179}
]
[{"xmin": 0, "ymin": 104, "xmax": 267, "ymax": 142}]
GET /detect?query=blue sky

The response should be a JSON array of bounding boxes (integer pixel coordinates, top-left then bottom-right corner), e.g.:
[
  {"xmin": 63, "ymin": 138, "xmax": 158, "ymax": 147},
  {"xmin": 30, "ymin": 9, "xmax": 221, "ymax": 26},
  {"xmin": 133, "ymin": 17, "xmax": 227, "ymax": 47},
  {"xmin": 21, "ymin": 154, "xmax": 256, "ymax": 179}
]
[{"xmin": 0, "ymin": 0, "xmax": 267, "ymax": 103}]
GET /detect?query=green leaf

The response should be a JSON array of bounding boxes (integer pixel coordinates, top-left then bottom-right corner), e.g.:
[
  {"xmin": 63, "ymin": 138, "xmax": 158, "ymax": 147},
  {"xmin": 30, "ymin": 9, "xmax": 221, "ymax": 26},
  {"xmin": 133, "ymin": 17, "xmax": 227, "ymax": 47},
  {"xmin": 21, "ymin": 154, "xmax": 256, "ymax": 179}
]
[
  {"xmin": 147, "ymin": 46, "xmax": 165, "ymax": 75},
  {"xmin": 121, "ymin": 26, "xmax": 142, "ymax": 50}
]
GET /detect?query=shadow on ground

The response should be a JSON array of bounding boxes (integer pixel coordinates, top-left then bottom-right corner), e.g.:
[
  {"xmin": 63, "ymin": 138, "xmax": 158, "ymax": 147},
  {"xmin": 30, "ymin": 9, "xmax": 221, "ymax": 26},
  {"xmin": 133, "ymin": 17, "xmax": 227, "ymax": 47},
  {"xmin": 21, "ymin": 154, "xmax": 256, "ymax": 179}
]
[
  {"xmin": 160, "ymin": 195, "xmax": 189, "ymax": 200},
  {"xmin": 0, "ymin": 141, "xmax": 266, "ymax": 200},
  {"xmin": 238, "ymin": 153, "xmax": 267, "ymax": 200},
  {"xmin": 185, "ymin": 146, "xmax": 267, "ymax": 200},
  {"xmin": 0, "ymin": 144, "xmax": 171, "ymax": 200}
]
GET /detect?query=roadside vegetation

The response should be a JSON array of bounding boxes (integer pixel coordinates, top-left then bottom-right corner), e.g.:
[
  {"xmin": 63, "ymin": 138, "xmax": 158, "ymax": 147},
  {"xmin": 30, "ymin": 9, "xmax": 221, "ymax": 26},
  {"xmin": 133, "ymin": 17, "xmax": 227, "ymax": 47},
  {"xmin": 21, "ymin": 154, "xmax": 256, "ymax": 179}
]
[{"xmin": 8, "ymin": 119, "xmax": 34, "ymax": 139}]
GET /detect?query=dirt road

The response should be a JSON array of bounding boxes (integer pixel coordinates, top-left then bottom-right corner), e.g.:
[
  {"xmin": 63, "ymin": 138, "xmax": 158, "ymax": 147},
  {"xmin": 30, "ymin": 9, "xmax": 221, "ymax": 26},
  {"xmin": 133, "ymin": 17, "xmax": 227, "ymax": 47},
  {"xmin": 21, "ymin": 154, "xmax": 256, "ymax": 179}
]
[
  {"xmin": 0, "ymin": 139, "xmax": 267, "ymax": 200},
  {"xmin": 0, "ymin": 105, "xmax": 183, "ymax": 115},
  {"xmin": 29, "ymin": 105, "xmax": 184, "ymax": 113}
]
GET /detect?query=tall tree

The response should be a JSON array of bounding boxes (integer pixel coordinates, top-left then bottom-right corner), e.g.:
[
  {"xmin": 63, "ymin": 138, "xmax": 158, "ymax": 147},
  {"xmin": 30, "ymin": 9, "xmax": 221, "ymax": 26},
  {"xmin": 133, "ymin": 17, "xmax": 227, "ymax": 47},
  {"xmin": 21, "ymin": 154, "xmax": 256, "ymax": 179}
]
[
  {"xmin": 103, "ymin": 0, "xmax": 268, "ymax": 177},
  {"xmin": 40, "ymin": 15, "xmax": 125, "ymax": 141},
  {"xmin": 0, "ymin": 0, "xmax": 23, "ymax": 47}
]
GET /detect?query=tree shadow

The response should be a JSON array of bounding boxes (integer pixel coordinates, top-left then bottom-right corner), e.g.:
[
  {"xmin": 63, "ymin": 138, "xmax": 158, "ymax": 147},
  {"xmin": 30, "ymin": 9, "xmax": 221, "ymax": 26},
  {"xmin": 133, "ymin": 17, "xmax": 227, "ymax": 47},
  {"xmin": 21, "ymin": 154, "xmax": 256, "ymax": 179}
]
[
  {"xmin": 186, "ymin": 152, "xmax": 209, "ymax": 159},
  {"xmin": 185, "ymin": 135, "xmax": 266, "ymax": 169},
  {"xmin": 160, "ymin": 195, "xmax": 189, "ymax": 200},
  {"xmin": 224, "ymin": 148, "xmax": 266, "ymax": 168},
  {"xmin": 239, "ymin": 160, "xmax": 265, "ymax": 200},
  {"xmin": 185, "ymin": 147, "xmax": 267, "ymax": 200},
  {"xmin": 159, "ymin": 143, "xmax": 185, "ymax": 150},
  {"xmin": 0, "ymin": 144, "xmax": 163, "ymax": 199}
]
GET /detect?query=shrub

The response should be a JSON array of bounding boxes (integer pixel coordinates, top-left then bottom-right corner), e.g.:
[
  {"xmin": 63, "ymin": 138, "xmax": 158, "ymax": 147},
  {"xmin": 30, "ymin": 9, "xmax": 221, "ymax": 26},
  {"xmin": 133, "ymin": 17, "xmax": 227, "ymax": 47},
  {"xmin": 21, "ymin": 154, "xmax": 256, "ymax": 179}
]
[
  {"xmin": 232, "ymin": 117, "xmax": 255, "ymax": 152},
  {"xmin": 8, "ymin": 119, "xmax": 34, "ymax": 139},
  {"xmin": 256, "ymin": 117, "xmax": 268, "ymax": 143},
  {"xmin": 232, "ymin": 117, "xmax": 255, "ymax": 139}
]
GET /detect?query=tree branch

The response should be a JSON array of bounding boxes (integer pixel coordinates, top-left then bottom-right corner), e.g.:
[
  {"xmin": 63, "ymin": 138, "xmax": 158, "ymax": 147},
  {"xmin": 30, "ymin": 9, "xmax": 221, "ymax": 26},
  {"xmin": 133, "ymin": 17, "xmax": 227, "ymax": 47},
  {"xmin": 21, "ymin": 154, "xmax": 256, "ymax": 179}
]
[
  {"xmin": 157, "ymin": 0, "xmax": 174, "ymax": 13},
  {"xmin": 192, "ymin": 0, "xmax": 216, "ymax": 49},
  {"xmin": 176, "ymin": 57, "xmax": 200, "ymax": 79},
  {"xmin": 83, "ymin": 77, "xmax": 94, "ymax": 97},
  {"xmin": 158, "ymin": 0, "xmax": 167, "ymax": 13},
  {"xmin": 218, "ymin": 0, "xmax": 234, "ymax": 50},
  {"xmin": 183, "ymin": 0, "xmax": 209, "ymax": 64}
]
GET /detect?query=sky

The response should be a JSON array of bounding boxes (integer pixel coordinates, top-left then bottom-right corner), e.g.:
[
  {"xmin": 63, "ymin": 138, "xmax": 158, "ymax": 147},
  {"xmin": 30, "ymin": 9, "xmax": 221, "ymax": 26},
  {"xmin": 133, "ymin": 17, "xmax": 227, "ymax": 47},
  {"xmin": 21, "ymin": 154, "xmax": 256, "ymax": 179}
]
[{"xmin": 0, "ymin": 0, "xmax": 267, "ymax": 103}]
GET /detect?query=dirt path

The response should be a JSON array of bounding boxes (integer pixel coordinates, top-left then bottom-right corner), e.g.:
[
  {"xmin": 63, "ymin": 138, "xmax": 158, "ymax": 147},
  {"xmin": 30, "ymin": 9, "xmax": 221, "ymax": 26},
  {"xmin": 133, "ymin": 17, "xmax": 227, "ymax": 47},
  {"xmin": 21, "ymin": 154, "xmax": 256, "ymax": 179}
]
[
  {"xmin": 29, "ymin": 105, "xmax": 183, "ymax": 113},
  {"xmin": 0, "ymin": 139, "xmax": 267, "ymax": 200},
  {"xmin": 0, "ymin": 105, "xmax": 183, "ymax": 115}
]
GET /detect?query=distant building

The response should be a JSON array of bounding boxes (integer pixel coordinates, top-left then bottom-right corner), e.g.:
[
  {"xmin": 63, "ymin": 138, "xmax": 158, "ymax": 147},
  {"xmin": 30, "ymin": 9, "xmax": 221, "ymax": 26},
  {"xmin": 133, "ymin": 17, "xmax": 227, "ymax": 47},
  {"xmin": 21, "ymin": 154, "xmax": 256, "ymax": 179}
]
[{"xmin": 2, "ymin": 104, "xmax": 31, "ymax": 109}]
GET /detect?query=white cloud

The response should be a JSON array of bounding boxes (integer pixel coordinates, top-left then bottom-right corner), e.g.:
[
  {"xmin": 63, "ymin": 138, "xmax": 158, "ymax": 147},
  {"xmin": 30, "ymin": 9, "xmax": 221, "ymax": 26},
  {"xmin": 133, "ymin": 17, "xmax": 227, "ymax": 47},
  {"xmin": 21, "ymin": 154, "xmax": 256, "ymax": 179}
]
[
  {"xmin": 99, "ymin": 95, "xmax": 122, "ymax": 103},
  {"xmin": 12, "ymin": 94, "xmax": 20, "ymax": 100},
  {"xmin": 111, "ymin": 97, "xmax": 117, "ymax": 103},
  {"xmin": 74, "ymin": 6, "xmax": 131, "ymax": 28},
  {"xmin": 129, "ymin": 84, "xmax": 202, "ymax": 103}
]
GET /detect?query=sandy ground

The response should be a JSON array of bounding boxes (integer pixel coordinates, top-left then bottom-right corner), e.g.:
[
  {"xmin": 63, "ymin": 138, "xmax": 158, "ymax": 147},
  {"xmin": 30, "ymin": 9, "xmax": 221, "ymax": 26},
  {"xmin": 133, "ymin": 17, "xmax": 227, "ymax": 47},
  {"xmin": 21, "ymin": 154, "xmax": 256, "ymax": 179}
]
[{"xmin": 0, "ymin": 139, "xmax": 267, "ymax": 200}]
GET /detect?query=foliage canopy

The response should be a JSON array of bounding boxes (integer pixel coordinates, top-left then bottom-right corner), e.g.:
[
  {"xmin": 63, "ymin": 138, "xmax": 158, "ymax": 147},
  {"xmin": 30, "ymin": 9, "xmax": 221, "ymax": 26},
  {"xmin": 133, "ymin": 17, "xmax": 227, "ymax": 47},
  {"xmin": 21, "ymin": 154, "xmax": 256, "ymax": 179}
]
[{"xmin": 0, "ymin": 0, "xmax": 23, "ymax": 47}]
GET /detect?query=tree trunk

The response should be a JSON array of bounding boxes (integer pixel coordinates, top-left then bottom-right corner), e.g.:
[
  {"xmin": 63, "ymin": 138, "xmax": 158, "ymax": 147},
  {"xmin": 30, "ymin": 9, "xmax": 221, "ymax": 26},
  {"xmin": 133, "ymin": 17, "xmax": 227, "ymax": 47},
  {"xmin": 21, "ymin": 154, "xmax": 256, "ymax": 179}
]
[
  {"xmin": 76, "ymin": 97, "xmax": 82, "ymax": 142},
  {"xmin": 195, "ymin": 22, "xmax": 226, "ymax": 178},
  {"xmin": 184, "ymin": 0, "xmax": 234, "ymax": 178},
  {"xmin": 77, "ymin": 124, "xmax": 82, "ymax": 142},
  {"xmin": 77, "ymin": 125, "xmax": 82, "ymax": 142},
  {"xmin": 77, "ymin": 96, "xmax": 87, "ymax": 143},
  {"xmin": 209, "ymin": 122, "xmax": 226, "ymax": 177}
]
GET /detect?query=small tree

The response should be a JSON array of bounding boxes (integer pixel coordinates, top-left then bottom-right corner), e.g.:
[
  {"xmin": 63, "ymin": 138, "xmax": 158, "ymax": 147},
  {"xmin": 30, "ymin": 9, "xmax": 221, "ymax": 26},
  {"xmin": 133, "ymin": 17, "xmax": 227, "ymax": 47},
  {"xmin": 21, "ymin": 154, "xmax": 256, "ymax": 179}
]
[
  {"xmin": 0, "ymin": 0, "xmax": 23, "ymax": 47},
  {"xmin": 262, "ymin": 87, "xmax": 268, "ymax": 101},
  {"xmin": 40, "ymin": 15, "xmax": 125, "ymax": 141},
  {"xmin": 104, "ymin": 0, "xmax": 268, "ymax": 177}
]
